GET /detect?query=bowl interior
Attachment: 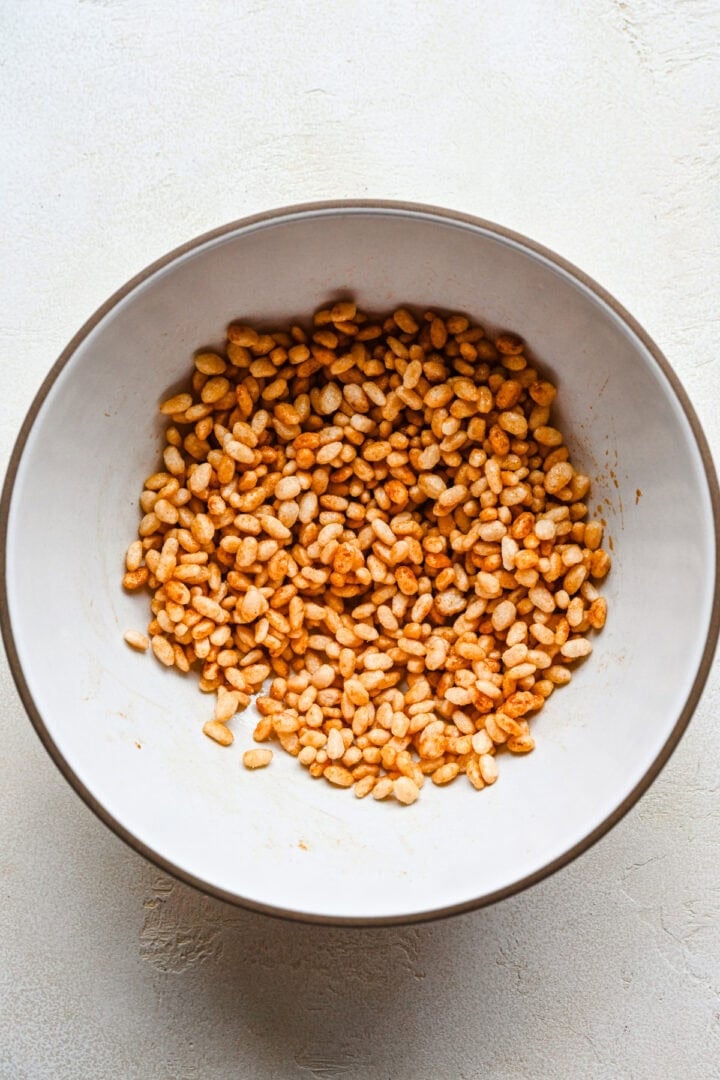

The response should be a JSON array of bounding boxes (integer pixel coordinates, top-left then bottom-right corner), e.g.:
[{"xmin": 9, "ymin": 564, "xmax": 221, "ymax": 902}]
[{"xmin": 4, "ymin": 206, "xmax": 716, "ymax": 922}]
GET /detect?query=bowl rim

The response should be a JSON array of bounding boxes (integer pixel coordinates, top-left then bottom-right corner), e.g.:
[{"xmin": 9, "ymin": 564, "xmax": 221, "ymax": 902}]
[{"xmin": 2, "ymin": 198, "xmax": 719, "ymax": 926}]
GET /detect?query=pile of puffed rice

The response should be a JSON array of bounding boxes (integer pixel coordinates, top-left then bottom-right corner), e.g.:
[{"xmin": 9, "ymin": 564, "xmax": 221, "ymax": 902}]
[{"xmin": 123, "ymin": 301, "xmax": 610, "ymax": 805}]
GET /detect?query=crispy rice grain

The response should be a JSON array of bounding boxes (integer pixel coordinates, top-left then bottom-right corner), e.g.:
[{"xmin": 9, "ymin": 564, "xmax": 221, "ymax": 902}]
[{"xmin": 124, "ymin": 301, "xmax": 610, "ymax": 803}]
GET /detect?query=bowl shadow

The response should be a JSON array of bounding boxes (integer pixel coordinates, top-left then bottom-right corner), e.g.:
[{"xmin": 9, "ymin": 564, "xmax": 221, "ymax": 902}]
[{"xmin": 133, "ymin": 855, "xmax": 563, "ymax": 1079}]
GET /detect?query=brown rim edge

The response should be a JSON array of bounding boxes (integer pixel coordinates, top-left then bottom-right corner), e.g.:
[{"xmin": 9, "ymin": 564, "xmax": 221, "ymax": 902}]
[{"xmin": 2, "ymin": 199, "xmax": 719, "ymax": 927}]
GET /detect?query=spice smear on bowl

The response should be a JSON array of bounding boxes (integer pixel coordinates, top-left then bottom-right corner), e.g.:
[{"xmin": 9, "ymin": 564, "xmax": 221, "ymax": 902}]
[{"xmin": 123, "ymin": 302, "xmax": 610, "ymax": 803}]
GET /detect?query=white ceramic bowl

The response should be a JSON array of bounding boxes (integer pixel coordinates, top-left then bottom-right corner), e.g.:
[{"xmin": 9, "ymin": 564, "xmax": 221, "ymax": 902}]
[{"xmin": 2, "ymin": 202, "xmax": 718, "ymax": 924}]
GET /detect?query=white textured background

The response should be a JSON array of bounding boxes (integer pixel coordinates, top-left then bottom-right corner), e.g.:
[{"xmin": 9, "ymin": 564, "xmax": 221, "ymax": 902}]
[{"xmin": 2, "ymin": 2, "xmax": 719, "ymax": 1078}]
